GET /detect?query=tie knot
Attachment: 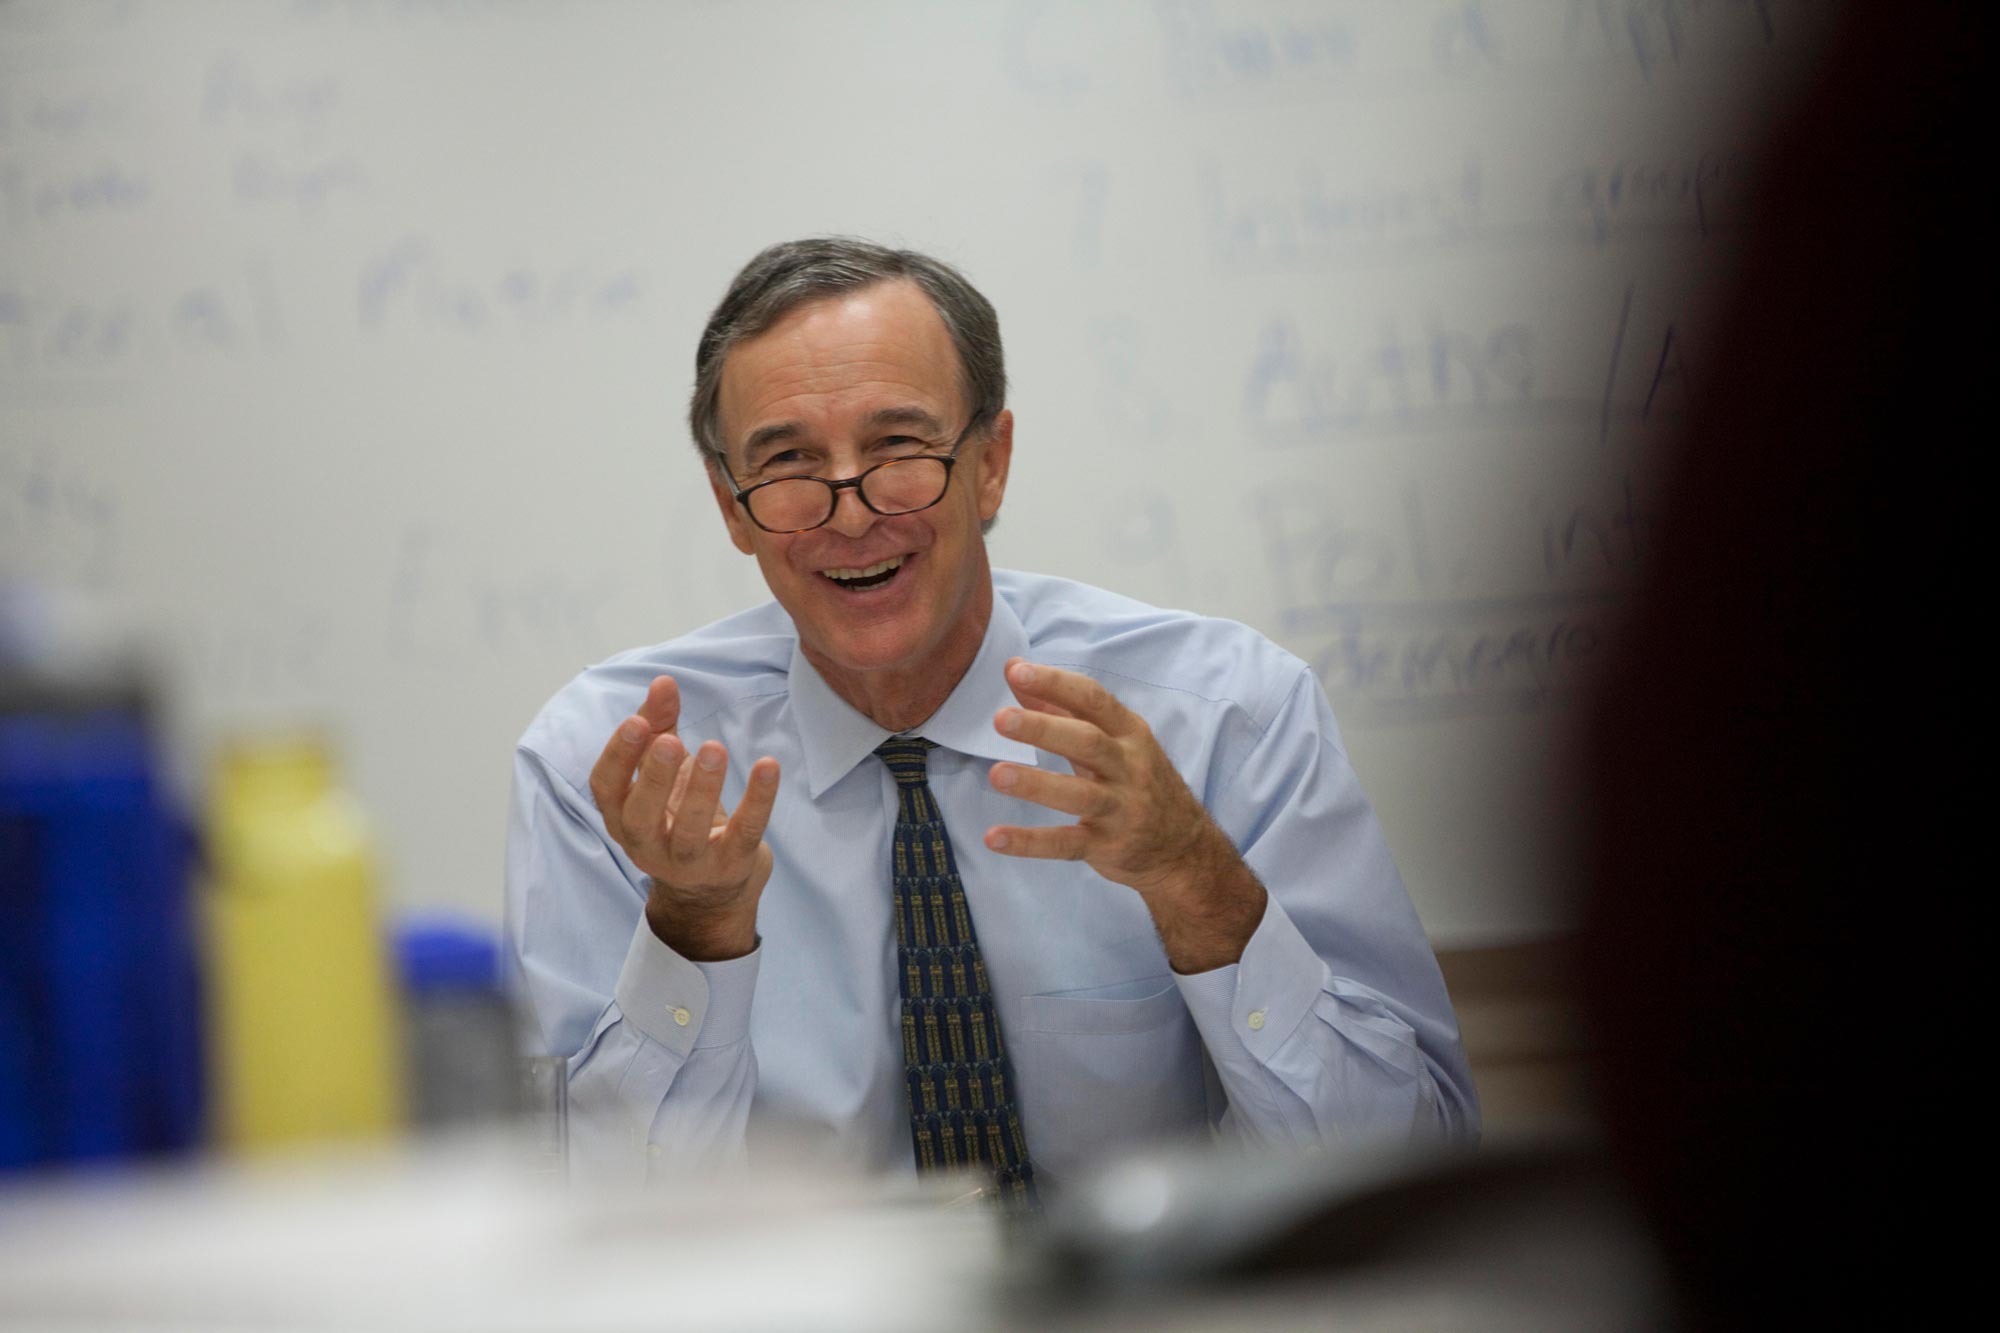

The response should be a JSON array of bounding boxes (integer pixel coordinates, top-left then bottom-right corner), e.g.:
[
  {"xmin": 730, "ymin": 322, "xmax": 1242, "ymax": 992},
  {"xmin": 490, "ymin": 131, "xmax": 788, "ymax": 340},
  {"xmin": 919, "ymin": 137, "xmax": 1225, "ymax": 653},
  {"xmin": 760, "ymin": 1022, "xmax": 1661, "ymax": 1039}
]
[{"xmin": 875, "ymin": 737, "xmax": 937, "ymax": 786}]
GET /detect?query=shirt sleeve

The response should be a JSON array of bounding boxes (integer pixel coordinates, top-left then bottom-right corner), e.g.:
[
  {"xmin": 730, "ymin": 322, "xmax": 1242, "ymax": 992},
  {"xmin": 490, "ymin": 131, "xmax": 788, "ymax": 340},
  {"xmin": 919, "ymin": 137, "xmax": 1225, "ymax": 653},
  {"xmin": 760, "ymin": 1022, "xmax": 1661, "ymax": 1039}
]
[
  {"xmin": 504, "ymin": 744, "xmax": 761, "ymax": 1185},
  {"xmin": 1171, "ymin": 665, "xmax": 1482, "ymax": 1150}
]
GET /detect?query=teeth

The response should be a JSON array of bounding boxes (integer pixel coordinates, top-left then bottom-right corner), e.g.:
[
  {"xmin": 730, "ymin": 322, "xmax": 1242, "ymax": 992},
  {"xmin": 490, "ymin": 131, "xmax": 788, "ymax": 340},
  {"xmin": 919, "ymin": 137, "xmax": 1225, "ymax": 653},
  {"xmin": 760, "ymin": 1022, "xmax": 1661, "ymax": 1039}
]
[{"xmin": 823, "ymin": 557, "xmax": 904, "ymax": 581}]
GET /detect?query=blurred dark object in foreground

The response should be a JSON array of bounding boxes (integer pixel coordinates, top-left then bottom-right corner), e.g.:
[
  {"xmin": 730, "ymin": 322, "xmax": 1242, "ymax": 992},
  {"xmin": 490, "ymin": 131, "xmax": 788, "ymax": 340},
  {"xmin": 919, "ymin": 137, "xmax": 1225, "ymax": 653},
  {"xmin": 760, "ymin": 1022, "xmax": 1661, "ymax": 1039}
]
[
  {"xmin": 1579, "ymin": 5, "xmax": 1977, "ymax": 1326},
  {"xmin": 1, "ymin": 599, "xmax": 203, "ymax": 1171},
  {"xmin": 1027, "ymin": 1140, "xmax": 1664, "ymax": 1329}
]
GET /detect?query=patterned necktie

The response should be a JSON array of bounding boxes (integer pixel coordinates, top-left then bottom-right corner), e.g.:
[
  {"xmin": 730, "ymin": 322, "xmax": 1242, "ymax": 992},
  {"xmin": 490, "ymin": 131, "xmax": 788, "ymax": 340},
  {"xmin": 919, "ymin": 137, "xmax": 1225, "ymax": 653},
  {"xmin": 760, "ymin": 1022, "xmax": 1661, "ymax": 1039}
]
[{"xmin": 875, "ymin": 737, "xmax": 1036, "ymax": 1204}]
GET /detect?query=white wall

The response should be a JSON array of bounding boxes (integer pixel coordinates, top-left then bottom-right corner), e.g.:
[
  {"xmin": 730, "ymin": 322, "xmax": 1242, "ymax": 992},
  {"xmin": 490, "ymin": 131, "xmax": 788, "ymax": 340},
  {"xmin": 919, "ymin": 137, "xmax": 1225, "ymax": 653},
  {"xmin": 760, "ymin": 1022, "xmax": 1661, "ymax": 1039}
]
[{"xmin": 1, "ymin": 0, "xmax": 1832, "ymax": 943}]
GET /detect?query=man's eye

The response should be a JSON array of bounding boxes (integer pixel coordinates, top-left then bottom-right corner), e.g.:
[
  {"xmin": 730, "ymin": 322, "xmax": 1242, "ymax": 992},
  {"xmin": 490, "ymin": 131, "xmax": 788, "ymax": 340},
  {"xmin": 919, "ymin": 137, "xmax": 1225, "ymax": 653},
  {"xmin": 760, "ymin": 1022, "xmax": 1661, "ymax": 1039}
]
[{"xmin": 762, "ymin": 449, "xmax": 816, "ymax": 473}]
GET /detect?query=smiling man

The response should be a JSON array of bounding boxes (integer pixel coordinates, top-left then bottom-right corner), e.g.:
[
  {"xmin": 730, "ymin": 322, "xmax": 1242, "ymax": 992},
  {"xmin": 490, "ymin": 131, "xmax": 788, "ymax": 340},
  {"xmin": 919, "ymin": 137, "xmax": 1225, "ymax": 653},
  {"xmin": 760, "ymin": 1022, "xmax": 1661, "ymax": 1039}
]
[{"xmin": 506, "ymin": 238, "xmax": 1477, "ymax": 1196}]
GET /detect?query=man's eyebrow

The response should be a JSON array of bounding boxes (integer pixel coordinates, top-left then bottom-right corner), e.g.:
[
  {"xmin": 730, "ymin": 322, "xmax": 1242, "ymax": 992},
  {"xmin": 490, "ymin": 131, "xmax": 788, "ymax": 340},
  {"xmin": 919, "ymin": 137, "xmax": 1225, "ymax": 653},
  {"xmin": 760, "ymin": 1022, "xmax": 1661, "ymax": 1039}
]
[
  {"xmin": 743, "ymin": 407, "xmax": 950, "ymax": 459},
  {"xmin": 742, "ymin": 421, "xmax": 808, "ymax": 456},
  {"xmin": 862, "ymin": 406, "xmax": 949, "ymax": 436}
]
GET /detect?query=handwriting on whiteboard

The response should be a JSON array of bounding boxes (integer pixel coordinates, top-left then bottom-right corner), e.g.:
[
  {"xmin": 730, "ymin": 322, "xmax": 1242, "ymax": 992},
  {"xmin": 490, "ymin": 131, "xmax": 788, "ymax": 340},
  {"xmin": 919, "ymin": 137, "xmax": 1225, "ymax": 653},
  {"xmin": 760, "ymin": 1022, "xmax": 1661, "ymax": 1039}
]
[
  {"xmin": 1300, "ymin": 593, "xmax": 1616, "ymax": 724},
  {"xmin": 1206, "ymin": 150, "xmax": 1742, "ymax": 271},
  {"xmin": 1243, "ymin": 312, "xmax": 1537, "ymax": 442},
  {"xmin": 386, "ymin": 522, "xmax": 634, "ymax": 663},
  {"xmin": 1155, "ymin": 0, "xmax": 1793, "ymax": 102},
  {"xmin": 0, "ymin": 444, "xmax": 120, "ymax": 586},
  {"xmin": 1252, "ymin": 469, "xmax": 1652, "ymax": 721},
  {"xmin": 357, "ymin": 239, "xmax": 645, "ymax": 335},
  {"xmin": 0, "ymin": 263, "xmax": 287, "ymax": 382}
]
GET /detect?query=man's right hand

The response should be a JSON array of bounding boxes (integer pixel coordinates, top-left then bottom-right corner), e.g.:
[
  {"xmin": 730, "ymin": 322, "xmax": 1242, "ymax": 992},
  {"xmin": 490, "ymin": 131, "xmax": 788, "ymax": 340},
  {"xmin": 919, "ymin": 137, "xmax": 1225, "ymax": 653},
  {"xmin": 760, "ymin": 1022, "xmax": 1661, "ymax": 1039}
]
[{"xmin": 588, "ymin": 674, "xmax": 780, "ymax": 962}]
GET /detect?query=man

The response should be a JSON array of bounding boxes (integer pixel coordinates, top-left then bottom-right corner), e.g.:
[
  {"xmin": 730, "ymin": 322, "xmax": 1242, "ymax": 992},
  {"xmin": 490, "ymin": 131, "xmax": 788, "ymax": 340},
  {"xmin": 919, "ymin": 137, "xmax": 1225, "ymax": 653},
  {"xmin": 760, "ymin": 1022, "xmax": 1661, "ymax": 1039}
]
[{"xmin": 506, "ymin": 238, "xmax": 1477, "ymax": 1194}]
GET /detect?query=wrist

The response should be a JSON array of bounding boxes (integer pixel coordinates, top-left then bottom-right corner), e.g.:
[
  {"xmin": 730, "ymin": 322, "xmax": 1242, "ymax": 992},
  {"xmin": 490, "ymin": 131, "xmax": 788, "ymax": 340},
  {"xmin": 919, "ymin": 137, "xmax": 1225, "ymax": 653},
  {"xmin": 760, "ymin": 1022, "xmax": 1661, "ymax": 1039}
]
[
  {"xmin": 1145, "ymin": 828, "xmax": 1268, "ymax": 974},
  {"xmin": 645, "ymin": 889, "xmax": 759, "ymax": 962},
  {"xmin": 1158, "ymin": 882, "xmax": 1266, "ymax": 973}
]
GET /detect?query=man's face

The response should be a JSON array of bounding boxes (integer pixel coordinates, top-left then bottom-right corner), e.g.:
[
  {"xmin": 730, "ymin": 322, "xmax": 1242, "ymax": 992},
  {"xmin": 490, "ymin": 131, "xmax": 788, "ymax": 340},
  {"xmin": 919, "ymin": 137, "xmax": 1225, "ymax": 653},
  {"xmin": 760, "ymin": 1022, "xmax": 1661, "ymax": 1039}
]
[{"xmin": 710, "ymin": 280, "xmax": 1012, "ymax": 692}]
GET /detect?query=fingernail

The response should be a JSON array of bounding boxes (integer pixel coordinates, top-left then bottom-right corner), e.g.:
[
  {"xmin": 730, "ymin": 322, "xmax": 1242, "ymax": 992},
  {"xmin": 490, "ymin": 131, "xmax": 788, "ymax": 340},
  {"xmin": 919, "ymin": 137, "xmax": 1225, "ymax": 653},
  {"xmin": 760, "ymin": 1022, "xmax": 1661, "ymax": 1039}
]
[
  {"xmin": 1011, "ymin": 663, "xmax": 1036, "ymax": 685},
  {"xmin": 698, "ymin": 744, "xmax": 724, "ymax": 772},
  {"xmin": 992, "ymin": 765, "xmax": 1016, "ymax": 789},
  {"xmin": 997, "ymin": 710, "xmax": 1020, "ymax": 737},
  {"xmin": 988, "ymin": 830, "xmax": 1009, "ymax": 851},
  {"xmin": 622, "ymin": 719, "xmax": 646, "ymax": 744}
]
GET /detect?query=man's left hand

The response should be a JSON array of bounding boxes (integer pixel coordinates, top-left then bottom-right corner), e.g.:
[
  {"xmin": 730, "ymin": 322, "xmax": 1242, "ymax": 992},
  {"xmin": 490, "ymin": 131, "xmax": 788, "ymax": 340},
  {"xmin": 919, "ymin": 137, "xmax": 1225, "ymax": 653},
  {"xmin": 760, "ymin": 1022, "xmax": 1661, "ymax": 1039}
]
[{"xmin": 984, "ymin": 658, "xmax": 1267, "ymax": 973}]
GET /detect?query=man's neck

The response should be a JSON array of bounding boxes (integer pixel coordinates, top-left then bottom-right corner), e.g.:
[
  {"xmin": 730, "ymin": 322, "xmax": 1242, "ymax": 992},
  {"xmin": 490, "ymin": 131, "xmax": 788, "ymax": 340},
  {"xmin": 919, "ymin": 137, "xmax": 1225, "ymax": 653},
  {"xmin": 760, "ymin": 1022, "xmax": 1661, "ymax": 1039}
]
[{"xmin": 801, "ymin": 582, "xmax": 994, "ymax": 734}]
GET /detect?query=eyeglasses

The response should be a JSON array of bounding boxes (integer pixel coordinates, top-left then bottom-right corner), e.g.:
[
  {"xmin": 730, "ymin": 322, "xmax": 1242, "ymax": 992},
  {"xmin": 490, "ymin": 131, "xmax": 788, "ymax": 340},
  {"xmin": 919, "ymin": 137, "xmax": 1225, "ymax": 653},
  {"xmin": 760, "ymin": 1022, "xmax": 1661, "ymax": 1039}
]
[{"xmin": 718, "ymin": 422, "xmax": 979, "ymax": 534}]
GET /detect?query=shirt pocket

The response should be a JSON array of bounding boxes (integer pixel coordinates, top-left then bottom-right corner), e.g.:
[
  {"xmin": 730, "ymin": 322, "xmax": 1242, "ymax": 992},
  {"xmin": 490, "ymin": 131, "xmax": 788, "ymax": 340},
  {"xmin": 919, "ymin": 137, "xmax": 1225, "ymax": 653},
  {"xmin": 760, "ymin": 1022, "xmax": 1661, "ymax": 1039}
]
[{"xmin": 1011, "ymin": 979, "xmax": 1209, "ymax": 1182}]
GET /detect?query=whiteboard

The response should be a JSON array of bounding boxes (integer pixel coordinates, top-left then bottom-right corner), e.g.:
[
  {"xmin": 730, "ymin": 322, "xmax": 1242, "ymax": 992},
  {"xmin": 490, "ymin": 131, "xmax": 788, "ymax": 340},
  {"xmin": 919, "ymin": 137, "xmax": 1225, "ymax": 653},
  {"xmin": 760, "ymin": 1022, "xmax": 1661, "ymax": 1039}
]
[{"xmin": 0, "ymin": 0, "xmax": 1832, "ymax": 945}]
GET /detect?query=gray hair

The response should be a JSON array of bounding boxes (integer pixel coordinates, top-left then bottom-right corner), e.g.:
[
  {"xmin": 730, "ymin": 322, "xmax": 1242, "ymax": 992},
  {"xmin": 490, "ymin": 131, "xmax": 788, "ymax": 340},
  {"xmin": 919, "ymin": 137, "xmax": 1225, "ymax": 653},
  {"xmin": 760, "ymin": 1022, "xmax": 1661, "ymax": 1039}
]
[{"xmin": 688, "ymin": 237, "xmax": 1007, "ymax": 470}]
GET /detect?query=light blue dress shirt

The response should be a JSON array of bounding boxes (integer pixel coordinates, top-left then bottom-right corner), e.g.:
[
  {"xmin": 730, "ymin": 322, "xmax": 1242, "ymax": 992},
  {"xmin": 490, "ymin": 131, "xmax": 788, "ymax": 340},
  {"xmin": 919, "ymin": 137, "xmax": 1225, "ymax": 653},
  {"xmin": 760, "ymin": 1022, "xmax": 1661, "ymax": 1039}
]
[{"xmin": 506, "ymin": 571, "xmax": 1478, "ymax": 1189}]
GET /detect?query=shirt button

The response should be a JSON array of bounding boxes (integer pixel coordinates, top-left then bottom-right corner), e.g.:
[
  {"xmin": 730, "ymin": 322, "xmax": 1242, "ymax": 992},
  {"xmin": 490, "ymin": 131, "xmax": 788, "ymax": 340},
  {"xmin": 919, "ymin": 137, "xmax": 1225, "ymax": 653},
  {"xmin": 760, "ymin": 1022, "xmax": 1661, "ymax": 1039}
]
[
  {"xmin": 1246, "ymin": 1009, "xmax": 1266, "ymax": 1031},
  {"xmin": 672, "ymin": 1007, "xmax": 692, "ymax": 1027}
]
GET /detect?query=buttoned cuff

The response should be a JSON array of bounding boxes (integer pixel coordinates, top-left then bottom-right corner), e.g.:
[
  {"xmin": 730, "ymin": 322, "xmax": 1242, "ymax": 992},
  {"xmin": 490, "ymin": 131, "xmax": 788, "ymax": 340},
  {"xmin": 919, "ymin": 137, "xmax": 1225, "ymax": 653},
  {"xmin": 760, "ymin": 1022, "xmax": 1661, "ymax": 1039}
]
[
  {"xmin": 612, "ymin": 919, "xmax": 761, "ymax": 1056},
  {"xmin": 1175, "ymin": 896, "xmax": 1326, "ymax": 1067}
]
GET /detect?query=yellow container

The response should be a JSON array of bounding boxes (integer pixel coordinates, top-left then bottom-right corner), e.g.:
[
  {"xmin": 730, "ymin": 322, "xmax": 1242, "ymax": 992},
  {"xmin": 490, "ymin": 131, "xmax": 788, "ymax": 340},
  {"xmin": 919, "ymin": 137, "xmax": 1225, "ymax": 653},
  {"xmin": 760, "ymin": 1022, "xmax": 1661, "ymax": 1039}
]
[{"xmin": 204, "ymin": 736, "xmax": 404, "ymax": 1149}]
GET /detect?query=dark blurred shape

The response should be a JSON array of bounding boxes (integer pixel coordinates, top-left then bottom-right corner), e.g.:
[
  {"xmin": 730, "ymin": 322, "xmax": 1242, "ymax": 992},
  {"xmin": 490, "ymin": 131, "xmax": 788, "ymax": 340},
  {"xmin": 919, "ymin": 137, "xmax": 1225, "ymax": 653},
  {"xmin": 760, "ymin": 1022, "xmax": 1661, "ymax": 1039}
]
[
  {"xmin": 394, "ymin": 913, "xmax": 524, "ymax": 1129},
  {"xmin": 1024, "ymin": 1140, "xmax": 1663, "ymax": 1328},
  {"xmin": 0, "ymin": 671, "xmax": 203, "ymax": 1171},
  {"xmin": 1579, "ymin": 5, "xmax": 1976, "ymax": 1326}
]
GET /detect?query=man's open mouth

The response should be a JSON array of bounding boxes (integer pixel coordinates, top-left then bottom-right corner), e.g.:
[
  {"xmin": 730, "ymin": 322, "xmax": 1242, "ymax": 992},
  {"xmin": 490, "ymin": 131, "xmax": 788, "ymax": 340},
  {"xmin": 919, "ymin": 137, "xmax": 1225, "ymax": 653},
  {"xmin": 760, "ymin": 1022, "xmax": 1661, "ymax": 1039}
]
[{"xmin": 821, "ymin": 556, "xmax": 905, "ymax": 590}]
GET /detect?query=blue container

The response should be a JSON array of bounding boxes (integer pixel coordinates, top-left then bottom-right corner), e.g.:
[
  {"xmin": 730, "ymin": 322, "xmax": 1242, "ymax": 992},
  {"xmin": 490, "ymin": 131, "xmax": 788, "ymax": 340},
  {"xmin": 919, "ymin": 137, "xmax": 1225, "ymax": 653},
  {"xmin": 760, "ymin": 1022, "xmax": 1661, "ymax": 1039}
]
[
  {"xmin": 0, "ymin": 703, "xmax": 203, "ymax": 1170},
  {"xmin": 393, "ymin": 913, "xmax": 520, "ymax": 1129}
]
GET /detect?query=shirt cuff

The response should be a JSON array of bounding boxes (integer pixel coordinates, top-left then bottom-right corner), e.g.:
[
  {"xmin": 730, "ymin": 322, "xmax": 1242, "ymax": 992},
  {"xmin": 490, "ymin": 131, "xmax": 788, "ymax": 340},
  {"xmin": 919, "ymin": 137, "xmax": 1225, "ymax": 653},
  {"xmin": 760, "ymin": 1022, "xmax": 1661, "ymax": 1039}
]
[
  {"xmin": 1175, "ymin": 896, "xmax": 1327, "ymax": 1066},
  {"xmin": 611, "ymin": 918, "xmax": 761, "ymax": 1056}
]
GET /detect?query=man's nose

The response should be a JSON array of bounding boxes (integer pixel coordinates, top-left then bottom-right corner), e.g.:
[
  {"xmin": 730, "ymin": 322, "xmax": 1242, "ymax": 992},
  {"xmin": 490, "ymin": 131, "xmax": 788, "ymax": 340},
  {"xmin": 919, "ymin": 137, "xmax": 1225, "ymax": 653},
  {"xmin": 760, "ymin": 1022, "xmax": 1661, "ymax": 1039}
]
[{"xmin": 822, "ymin": 481, "xmax": 877, "ymax": 539}]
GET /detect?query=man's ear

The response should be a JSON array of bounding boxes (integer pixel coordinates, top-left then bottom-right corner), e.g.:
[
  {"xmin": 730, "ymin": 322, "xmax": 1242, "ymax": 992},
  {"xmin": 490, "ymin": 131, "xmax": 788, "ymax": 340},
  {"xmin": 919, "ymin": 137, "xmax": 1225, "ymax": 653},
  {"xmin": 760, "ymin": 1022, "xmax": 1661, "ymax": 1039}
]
[
  {"xmin": 977, "ymin": 409, "xmax": 1014, "ymax": 524},
  {"xmin": 710, "ymin": 463, "xmax": 756, "ymax": 555}
]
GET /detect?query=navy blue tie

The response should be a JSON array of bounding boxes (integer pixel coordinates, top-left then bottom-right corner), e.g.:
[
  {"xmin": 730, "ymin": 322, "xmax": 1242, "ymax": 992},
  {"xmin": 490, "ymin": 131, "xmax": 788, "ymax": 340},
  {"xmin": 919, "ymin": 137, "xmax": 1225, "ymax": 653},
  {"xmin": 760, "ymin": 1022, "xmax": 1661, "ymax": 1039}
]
[{"xmin": 875, "ymin": 738, "xmax": 1035, "ymax": 1204}]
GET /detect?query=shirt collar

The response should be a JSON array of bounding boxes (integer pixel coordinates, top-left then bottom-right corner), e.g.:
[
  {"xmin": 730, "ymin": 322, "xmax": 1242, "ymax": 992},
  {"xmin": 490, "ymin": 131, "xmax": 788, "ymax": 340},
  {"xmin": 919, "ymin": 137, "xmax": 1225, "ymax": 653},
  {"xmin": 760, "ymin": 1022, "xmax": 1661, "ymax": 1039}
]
[{"xmin": 789, "ymin": 590, "xmax": 1041, "ymax": 798}]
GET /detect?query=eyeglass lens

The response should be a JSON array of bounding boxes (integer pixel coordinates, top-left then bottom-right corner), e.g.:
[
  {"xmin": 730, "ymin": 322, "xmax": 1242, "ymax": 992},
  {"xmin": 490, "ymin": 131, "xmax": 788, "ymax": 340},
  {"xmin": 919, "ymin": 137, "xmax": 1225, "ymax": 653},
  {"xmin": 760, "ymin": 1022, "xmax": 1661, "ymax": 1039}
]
[{"xmin": 746, "ymin": 456, "xmax": 950, "ymax": 532}]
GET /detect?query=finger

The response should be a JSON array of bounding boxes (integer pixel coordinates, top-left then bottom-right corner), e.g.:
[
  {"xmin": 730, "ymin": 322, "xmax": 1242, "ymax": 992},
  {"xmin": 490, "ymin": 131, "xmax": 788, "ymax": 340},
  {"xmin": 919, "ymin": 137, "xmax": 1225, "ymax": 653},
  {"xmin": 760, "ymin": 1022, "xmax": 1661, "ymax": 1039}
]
[
  {"xmin": 716, "ymin": 757, "xmax": 781, "ymax": 863},
  {"xmin": 623, "ymin": 732, "xmax": 687, "ymax": 846},
  {"xmin": 669, "ymin": 743, "xmax": 700, "ymax": 813},
  {"xmin": 990, "ymin": 762, "xmax": 1113, "ymax": 819},
  {"xmin": 1005, "ymin": 659, "xmax": 1129, "ymax": 733},
  {"xmin": 588, "ymin": 715, "xmax": 657, "ymax": 836},
  {"xmin": 1008, "ymin": 691, "xmax": 1077, "ymax": 721},
  {"xmin": 999, "ymin": 657, "xmax": 1078, "ymax": 719},
  {"xmin": 638, "ymin": 675, "xmax": 681, "ymax": 734},
  {"xmin": 666, "ymin": 741, "xmax": 729, "ymax": 860},
  {"xmin": 994, "ymin": 707, "xmax": 1122, "ymax": 777},
  {"xmin": 984, "ymin": 822, "xmax": 1091, "ymax": 861}
]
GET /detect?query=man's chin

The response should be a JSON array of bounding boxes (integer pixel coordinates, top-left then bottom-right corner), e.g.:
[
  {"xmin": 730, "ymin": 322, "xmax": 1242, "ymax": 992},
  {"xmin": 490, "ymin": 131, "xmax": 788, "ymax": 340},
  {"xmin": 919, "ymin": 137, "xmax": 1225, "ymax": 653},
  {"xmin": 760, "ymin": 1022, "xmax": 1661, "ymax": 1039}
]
[{"xmin": 799, "ymin": 632, "xmax": 929, "ymax": 682}]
